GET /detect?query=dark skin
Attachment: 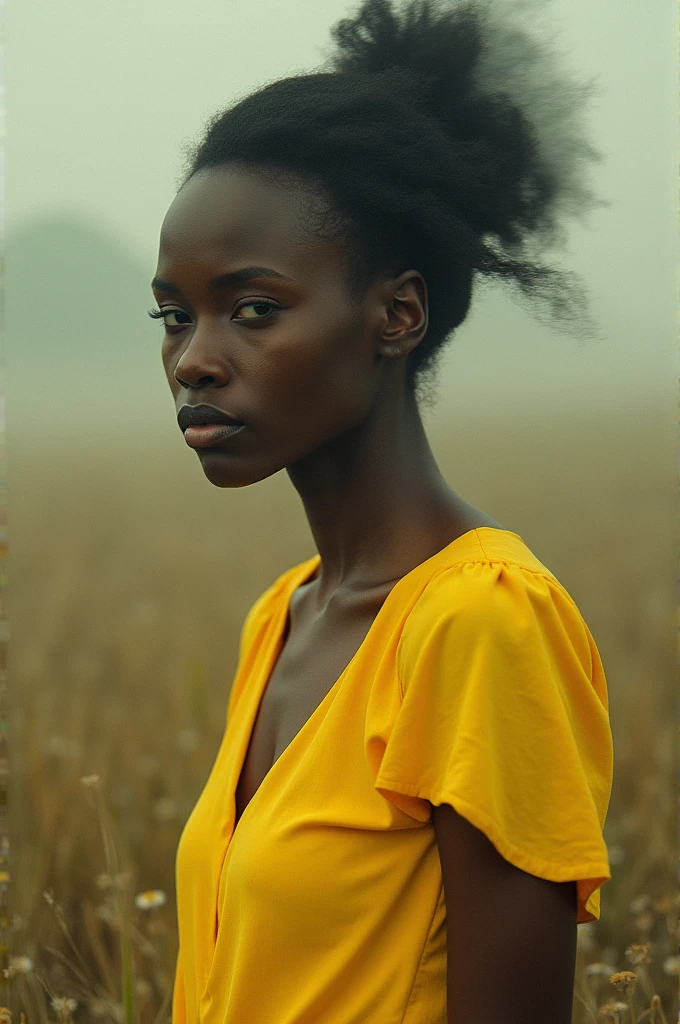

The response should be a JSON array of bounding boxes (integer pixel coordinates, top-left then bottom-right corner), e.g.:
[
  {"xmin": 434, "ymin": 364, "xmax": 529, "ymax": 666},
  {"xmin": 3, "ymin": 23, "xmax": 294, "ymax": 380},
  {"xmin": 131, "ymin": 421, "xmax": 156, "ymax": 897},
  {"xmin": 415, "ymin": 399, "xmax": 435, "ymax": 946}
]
[
  {"xmin": 153, "ymin": 165, "xmax": 577, "ymax": 1024},
  {"xmin": 153, "ymin": 165, "xmax": 502, "ymax": 601}
]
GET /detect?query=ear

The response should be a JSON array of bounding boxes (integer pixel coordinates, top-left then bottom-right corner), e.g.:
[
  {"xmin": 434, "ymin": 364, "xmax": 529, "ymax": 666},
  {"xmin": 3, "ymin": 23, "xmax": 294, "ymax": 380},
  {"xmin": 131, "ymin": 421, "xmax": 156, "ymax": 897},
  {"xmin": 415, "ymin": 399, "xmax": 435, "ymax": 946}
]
[{"xmin": 379, "ymin": 270, "xmax": 428, "ymax": 359}]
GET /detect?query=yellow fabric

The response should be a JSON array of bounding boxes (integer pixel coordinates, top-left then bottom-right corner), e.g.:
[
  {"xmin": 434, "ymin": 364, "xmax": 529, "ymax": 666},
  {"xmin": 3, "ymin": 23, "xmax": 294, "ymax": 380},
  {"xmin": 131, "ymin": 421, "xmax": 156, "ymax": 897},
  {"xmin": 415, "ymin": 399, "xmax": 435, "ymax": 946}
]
[{"xmin": 172, "ymin": 528, "xmax": 613, "ymax": 1024}]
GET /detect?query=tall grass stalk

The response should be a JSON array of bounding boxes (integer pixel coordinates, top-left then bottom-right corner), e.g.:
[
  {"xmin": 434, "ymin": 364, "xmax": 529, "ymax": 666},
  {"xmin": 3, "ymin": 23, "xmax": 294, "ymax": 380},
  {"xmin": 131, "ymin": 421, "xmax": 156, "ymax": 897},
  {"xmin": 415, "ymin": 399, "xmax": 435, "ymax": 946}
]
[
  {"xmin": 41, "ymin": 897, "xmax": 106, "ymax": 1001},
  {"xmin": 83, "ymin": 777, "xmax": 137, "ymax": 1024},
  {"xmin": 120, "ymin": 917, "xmax": 136, "ymax": 1024}
]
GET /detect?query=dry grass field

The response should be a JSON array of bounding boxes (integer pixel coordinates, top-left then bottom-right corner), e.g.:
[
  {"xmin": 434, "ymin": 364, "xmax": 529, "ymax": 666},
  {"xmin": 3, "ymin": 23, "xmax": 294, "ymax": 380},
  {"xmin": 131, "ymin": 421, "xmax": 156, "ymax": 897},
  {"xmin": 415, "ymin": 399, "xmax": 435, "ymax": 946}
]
[{"xmin": 4, "ymin": 402, "xmax": 678, "ymax": 1024}]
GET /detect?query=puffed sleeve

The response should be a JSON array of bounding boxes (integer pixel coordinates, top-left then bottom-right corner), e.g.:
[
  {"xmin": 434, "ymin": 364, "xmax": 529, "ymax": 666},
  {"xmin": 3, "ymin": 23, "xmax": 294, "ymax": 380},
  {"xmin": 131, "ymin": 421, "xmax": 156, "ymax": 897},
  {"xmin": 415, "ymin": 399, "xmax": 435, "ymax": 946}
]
[{"xmin": 374, "ymin": 559, "xmax": 614, "ymax": 923}]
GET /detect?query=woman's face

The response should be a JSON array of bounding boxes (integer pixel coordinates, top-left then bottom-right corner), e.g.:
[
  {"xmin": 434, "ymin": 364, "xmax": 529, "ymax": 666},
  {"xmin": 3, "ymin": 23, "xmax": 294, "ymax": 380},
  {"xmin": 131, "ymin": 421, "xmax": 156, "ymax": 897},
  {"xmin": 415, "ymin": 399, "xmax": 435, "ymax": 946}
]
[{"xmin": 152, "ymin": 165, "xmax": 405, "ymax": 488}]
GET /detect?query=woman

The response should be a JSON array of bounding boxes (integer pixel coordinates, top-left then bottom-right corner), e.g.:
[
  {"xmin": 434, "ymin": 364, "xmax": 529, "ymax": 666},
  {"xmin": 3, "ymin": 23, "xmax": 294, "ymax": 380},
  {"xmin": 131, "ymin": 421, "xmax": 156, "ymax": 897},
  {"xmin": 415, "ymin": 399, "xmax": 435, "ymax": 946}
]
[{"xmin": 149, "ymin": 0, "xmax": 613, "ymax": 1020}]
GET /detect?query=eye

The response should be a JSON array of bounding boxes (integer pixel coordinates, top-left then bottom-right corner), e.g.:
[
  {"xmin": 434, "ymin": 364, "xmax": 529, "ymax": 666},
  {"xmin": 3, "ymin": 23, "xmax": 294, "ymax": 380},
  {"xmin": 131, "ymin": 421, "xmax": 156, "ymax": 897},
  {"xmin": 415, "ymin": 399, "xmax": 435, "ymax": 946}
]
[
  {"xmin": 147, "ymin": 300, "xmax": 282, "ymax": 330},
  {"xmin": 232, "ymin": 300, "xmax": 282, "ymax": 321},
  {"xmin": 147, "ymin": 307, "xmax": 191, "ymax": 328}
]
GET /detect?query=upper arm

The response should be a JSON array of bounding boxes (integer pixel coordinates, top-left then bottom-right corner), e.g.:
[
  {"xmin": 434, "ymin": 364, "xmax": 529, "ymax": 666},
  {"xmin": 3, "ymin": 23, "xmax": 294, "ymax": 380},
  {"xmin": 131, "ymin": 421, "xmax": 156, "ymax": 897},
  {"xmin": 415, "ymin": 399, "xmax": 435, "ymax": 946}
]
[{"xmin": 432, "ymin": 800, "xmax": 578, "ymax": 1024}]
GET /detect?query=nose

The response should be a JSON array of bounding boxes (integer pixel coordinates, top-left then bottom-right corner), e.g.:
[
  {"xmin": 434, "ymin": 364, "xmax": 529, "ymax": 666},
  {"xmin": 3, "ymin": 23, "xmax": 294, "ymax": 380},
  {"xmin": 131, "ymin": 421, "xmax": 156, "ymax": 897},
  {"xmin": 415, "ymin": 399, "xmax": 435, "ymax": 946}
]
[{"xmin": 171, "ymin": 321, "xmax": 231, "ymax": 389}]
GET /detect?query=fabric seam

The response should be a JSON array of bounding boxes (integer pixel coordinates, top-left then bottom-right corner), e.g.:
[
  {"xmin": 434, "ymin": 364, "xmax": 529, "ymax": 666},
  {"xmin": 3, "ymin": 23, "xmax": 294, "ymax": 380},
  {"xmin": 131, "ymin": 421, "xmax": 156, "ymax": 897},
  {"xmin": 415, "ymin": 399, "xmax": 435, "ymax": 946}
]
[
  {"xmin": 398, "ymin": 871, "xmax": 444, "ymax": 1024},
  {"xmin": 394, "ymin": 530, "xmax": 585, "ymax": 703}
]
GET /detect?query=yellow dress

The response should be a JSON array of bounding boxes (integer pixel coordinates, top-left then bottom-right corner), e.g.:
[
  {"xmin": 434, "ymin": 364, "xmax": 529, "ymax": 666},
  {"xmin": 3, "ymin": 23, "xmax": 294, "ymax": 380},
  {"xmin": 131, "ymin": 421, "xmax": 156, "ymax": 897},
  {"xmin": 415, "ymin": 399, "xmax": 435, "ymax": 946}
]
[{"xmin": 172, "ymin": 528, "xmax": 613, "ymax": 1024}]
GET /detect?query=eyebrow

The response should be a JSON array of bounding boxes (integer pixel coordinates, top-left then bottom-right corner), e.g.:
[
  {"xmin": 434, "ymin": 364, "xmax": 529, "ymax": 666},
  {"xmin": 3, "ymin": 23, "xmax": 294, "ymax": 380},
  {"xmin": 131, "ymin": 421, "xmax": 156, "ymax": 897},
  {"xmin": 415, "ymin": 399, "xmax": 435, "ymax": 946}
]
[{"xmin": 150, "ymin": 266, "xmax": 294, "ymax": 295}]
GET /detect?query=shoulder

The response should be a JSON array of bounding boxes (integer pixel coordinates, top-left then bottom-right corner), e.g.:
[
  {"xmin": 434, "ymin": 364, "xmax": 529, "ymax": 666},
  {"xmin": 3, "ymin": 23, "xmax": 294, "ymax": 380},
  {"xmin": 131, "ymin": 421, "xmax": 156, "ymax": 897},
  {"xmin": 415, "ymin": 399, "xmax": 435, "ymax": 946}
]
[
  {"xmin": 398, "ymin": 540, "xmax": 594, "ymax": 687},
  {"xmin": 401, "ymin": 536, "xmax": 565, "ymax": 634}
]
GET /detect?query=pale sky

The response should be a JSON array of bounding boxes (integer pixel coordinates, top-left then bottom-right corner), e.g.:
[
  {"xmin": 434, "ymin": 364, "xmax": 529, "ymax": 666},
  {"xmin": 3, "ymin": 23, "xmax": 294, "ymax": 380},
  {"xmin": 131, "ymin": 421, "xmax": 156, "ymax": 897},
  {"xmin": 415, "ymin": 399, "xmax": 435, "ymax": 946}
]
[{"xmin": 5, "ymin": 0, "xmax": 677, "ymax": 436}]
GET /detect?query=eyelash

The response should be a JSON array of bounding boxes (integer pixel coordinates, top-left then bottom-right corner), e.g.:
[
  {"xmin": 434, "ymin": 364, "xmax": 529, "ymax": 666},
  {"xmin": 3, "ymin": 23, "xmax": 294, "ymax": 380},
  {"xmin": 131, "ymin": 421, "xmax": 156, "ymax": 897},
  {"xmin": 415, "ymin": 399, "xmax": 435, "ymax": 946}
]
[{"xmin": 147, "ymin": 300, "xmax": 282, "ymax": 330}]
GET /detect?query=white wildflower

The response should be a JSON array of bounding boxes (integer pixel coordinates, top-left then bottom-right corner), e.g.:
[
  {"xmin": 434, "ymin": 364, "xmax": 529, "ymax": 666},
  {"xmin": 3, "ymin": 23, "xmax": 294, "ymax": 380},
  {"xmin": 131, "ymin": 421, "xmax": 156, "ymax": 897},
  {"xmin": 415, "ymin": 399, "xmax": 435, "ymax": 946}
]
[
  {"xmin": 8, "ymin": 956, "xmax": 33, "ymax": 974},
  {"xmin": 134, "ymin": 889, "xmax": 167, "ymax": 910},
  {"xmin": 51, "ymin": 996, "xmax": 77, "ymax": 1018},
  {"xmin": 663, "ymin": 954, "xmax": 680, "ymax": 976}
]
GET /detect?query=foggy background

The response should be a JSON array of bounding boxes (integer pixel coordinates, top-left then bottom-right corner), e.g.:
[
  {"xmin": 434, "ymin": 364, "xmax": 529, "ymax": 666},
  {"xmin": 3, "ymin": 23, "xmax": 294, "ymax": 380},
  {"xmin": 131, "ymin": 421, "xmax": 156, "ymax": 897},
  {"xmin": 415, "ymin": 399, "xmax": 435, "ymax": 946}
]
[{"xmin": 6, "ymin": 0, "xmax": 677, "ymax": 431}]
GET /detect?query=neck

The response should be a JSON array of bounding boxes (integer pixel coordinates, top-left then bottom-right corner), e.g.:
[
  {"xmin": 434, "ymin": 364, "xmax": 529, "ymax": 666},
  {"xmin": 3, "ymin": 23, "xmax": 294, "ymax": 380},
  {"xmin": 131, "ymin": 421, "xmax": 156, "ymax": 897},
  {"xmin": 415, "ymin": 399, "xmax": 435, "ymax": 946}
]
[{"xmin": 286, "ymin": 387, "xmax": 471, "ymax": 602}]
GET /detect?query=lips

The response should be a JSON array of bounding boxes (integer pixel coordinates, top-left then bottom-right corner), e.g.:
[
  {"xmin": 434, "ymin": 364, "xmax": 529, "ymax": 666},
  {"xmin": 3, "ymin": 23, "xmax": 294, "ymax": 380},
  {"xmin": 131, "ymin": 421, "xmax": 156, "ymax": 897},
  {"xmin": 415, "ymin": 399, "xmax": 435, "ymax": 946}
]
[
  {"xmin": 178, "ymin": 405, "xmax": 244, "ymax": 431},
  {"xmin": 183, "ymin": 422, "xmax": 246, "ymax": 448}
]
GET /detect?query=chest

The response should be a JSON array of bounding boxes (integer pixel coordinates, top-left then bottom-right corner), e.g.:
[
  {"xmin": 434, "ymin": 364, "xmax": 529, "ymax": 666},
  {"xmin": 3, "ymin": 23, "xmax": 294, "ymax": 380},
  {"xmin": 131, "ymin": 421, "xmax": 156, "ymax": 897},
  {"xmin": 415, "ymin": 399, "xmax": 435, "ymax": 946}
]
[{"xmin": 233, "ymin": 583, "xmax": 394, "ymax": 829}]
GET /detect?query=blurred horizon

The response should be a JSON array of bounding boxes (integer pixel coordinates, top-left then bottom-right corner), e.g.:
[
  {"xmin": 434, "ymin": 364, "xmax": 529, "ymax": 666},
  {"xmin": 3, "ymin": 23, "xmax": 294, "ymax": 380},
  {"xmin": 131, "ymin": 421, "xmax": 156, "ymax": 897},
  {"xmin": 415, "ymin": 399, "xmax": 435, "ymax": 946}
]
[
  {"xmin": 5, "ymin": 0, "xmax": 677, "ymax": 443},
  {"xmin": 4, "ymin": 209, "xmax": 676, "ymax": 445}
]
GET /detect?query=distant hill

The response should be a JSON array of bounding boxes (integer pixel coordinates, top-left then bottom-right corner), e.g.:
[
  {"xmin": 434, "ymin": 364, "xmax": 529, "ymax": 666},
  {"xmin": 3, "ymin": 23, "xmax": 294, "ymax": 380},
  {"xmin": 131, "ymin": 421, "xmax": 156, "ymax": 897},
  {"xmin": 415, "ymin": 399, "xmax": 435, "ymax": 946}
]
[
  {"xmin": 3, "ymin": 214, "xmax": 672, "ymax": 453},
  {"xmin": 4, "ymin": 216, "xmax": 175, "ymax": 443}
]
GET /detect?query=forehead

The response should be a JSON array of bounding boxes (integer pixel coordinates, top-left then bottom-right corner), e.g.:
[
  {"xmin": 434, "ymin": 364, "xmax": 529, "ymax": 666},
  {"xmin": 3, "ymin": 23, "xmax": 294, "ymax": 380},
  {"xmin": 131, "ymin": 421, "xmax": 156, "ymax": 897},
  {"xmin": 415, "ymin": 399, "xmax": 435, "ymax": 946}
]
[{"xmin": 158, "ymin": 165, "xmax": 331, "ymax": 273}]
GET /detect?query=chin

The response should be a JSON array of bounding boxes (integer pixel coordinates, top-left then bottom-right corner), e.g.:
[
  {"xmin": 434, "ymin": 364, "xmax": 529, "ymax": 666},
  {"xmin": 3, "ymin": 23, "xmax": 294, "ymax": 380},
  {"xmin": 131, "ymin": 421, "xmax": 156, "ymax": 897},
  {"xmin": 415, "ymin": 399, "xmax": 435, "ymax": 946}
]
[{"xmin": 194, "ymin": 452, "xmax": 282, "ymax": 489}]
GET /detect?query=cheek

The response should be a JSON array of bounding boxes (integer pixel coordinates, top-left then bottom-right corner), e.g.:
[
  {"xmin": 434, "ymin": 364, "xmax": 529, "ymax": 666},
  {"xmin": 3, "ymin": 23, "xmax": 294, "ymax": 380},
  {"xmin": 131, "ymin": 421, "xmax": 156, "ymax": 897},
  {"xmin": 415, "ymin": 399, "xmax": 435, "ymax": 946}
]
[
  {"xmin": 273, "ymin": 332, "xmax": 374, "ymax": 427},
  {"xmin": 322, "ymin": 325, "xmax": 377, "ymax": 409}
]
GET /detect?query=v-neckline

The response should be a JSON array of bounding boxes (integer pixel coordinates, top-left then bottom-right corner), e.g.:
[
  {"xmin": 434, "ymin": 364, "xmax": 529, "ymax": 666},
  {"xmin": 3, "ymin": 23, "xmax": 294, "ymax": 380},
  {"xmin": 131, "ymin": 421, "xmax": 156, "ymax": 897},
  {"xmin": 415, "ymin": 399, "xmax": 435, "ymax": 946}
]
[
  {"xmin": 228, "ymin": 526, "xmax": 523, "ymax": 840},
  {"xmin": 228, "ymin": 555, "xmax": 343, "ymax": 841}
]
